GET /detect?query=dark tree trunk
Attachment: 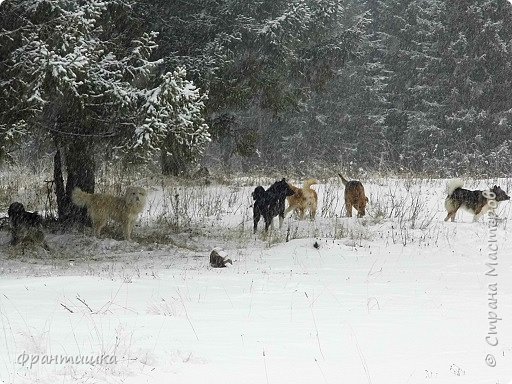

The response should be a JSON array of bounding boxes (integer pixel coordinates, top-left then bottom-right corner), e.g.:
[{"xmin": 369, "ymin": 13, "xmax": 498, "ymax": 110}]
[
  {"xmin": 54, "ymin": 149, "xmax": 66, "ymax": 219},
  {"xmin": 161, "ymin": 138, "xmax": 190, "ymax": 177},
  {"xmin": 53, "ymin": 140, "xmax": 96, "ymax": 224}
]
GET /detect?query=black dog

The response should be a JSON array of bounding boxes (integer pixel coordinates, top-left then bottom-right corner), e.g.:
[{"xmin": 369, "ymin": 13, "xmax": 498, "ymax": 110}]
[
  {"xmin": 444, "ymin": 180, "xmax": 510, "ymax": 222},
  {"xmin": 252, "ymin": 178, "xmax": 295, "ymax": 233},
  {"xmin": 7, "ymin": 202, "xmax": 44, "ymax": 246}
]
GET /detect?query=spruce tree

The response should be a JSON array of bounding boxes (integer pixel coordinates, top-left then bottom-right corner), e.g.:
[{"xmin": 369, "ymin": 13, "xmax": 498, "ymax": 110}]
[{"xmin": 0, "ymin": 0, "xmax": 210, "ymax": 221}]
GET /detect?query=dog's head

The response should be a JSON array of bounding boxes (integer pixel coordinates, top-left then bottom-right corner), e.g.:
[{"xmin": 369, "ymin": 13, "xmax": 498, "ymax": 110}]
[
  {"xmin": 491, "ymin": 185, "xmax": 510, "ymax": 202},
  {"xmin": 287, "ymin": 184, "xmax": 302, "ymax": 201},
  {"xmin": 287, "ymin": 182, "xmax": 300, "ymax": 195},
  {"xmin": 269, "ymin": 178, "xmax": 295, "ymax": 198},
  {"xmin": 8, "ymin": 202, "xmax": 26, "ymax": 218},
  {"xmin": 125, "ymin": 187, "xmax": 147, "ymax": 212},
  {"xmin": 252, "ymin": 186, "xmax": 266, "ymax": 201}
]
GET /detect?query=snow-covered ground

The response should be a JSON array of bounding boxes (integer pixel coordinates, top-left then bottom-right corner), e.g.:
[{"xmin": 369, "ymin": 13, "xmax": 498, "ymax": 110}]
[{"xmin": 1, "ymin": 177, "xmax": 511, "ymax": 383}]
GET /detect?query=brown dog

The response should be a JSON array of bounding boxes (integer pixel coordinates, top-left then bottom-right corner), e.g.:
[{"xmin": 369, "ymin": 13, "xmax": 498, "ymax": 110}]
[
  {"xmin": 285, "ymin": 179, "xmax": 318, "ymax": 220},
  {"xmin": 339, "ymin": 174, "xmax": 368, "ymax": 218}
]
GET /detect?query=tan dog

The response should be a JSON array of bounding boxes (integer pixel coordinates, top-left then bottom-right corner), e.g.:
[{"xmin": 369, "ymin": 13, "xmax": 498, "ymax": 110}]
[
  {"xmin": 285, "ymin": 179, "xmax": 318, "ymax": 220},
  {"xmin": 72, "ymin": 186, "xmax": 147, "ymax": 240},
  {"xmin": 338, "ymin": 174, "xmax": 368, "ymax": 218}
]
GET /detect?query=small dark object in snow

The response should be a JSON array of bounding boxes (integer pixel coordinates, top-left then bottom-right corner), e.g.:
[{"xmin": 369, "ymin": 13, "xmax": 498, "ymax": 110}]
[
  {"xmin": 210, "ymin": 250, "xmax": 232, "ymax": 268},
  {"xmin": 313, "ymin": 241, "xmax": 320, "ymax": 249}
]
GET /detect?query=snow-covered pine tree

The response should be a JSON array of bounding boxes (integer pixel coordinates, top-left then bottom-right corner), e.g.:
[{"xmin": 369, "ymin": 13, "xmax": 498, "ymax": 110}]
[
  {"xmin": 222, "ymin": 0, "xmax": 372, "ymax": 168},
  {"xmin": 369, "ymin": 0, "xmax": 512, "ymax": 174},
  {"xmin": 394, "ymin": 0, "xmax": 447, "ymax": 172},
  {"xmin": 0, "ymin": 0, "xmax": 210, "ymax": 221},
  {"xmin": 135, "ymin": 0, "xmax": 370, "ymax": 170},
  {"xmin": 276, "ymin": 0, "xmax": 387, "ymax": 170},
  {"xmin": 442, "ymin": 0, "xmax": 512, "ymax": 174}
]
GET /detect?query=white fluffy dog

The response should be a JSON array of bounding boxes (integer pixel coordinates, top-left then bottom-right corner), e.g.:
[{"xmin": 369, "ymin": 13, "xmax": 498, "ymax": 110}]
[{"xmin": 72, "ymin": 186, "xmax": 147, "ymax": 241}]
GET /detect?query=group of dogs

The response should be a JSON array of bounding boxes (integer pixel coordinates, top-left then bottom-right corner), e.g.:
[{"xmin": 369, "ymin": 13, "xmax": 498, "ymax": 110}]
[
  {"xmin": 7, "ymin": 186, "xmax": 147, "ymax": 249},
  {"xmin": 251, "ymin": 175, "xmax": 511, "ymax": 232},
  {"xmin": 4, "ymin": 176, "xmax": 510, "ymax": 250},
  {"xmin": 251, "ymin": 174, "xmax": 368, "ymax": 232}
]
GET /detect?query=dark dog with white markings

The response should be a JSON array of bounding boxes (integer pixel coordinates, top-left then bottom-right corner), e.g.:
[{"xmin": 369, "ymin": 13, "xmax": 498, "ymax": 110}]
[
  {"xmin": 252, "ymin": 178, "xmax": 295, "ymax": 233},
  {"xmin": 444, "ymin": 179, "xmax": 510, "ymax": 222},
  {"xmin": 210, "ymin": 250, "xmax": 232, "ymax": 268},
  {"xmin": 7, "ymin": 202, "xmax": 46, "ymax": 247}
]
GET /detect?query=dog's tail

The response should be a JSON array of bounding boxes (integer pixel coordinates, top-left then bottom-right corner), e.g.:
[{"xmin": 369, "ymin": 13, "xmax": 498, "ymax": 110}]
[
  {"xmin": 446, "ymin": 179, "xmax": 464, "ymax": 196},
  {"xmin": 71, "ymin": 188, "xmax": 93, "ymax": 208},
  {"xmin": 303, "ymin": 179, "xmax": 318, "ymax": 190},
  {"xmin": 338, "ymin": 173, "xmax": 349, "ymax": 186}
]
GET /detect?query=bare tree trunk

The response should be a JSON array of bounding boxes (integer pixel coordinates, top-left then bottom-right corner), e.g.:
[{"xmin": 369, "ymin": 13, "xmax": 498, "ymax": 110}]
[
  {"xmin": 54, "ymin": 149, "xmax": 66, "ymax": 219},
  {"xmin": 53, "ymin": 140, "xmax": 95, "ymax": 224}
]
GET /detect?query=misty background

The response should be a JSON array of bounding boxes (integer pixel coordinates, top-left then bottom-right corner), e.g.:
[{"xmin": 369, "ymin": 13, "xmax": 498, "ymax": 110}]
[{"xmin": 1, "ymin": 0, "xmax": 512, "ymax": 182}]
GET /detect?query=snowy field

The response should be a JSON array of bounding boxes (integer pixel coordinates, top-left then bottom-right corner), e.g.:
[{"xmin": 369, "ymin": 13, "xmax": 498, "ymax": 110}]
[{"xmin": 0, "ymin": 176, "xmax": 512, "ymax": 384}]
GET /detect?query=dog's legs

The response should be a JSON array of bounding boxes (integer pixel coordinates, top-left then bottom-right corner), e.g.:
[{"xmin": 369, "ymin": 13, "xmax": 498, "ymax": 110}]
[
  {"xmin": 355, "ymin": 203, "xmax": 366, "ymax": 218},
  {"xmin": 444, "ymin": 203, "xmax": 460, "ymax": 222},
  {"xmin": 444, "ymin": 198, "xmax": 461, "ymax": 222},
  {"xmin": 10, "ymin": 228, "xmax": 19, "ymax": 246},
  {"xmin": 345, "ymin": 201, "xmax": 353, "ymax": 217},
  {"xmin": 284, "ymin": 205, "xmax": 294, "ymax": 218},
  {"xmin": 253, "ymin": 209, "xmax": 261, "ymax": 233},
  {"xmin": 263, "ymin": 211, "xmax": 273, "ymax": 232},
  {"xmin": 473, "ymin": 205, "xmax": 489, "ymax": 222},
  {"xmin": 93, "ymin": 218, "xmax": 107, "ymax": 238},
  {"xmin": 123, "ymin": 219, "xmax": 134, "ymax": 241},
  {"xmin": 444, "ymin": 209, "xmax": 457, "ymax": 222},
  {"xmin": 265, "ymin": 217, "xmax": 273, "ymax": 232},
  {"xmin": 279, "ymin": 214, "xmax": 284, "ymax": 228}
]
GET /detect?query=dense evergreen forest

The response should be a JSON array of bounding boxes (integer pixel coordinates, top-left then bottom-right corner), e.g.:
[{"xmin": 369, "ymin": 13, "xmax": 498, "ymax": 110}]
[{"xmin": 1, "ymin": 0, "xmax": 512, "ymax": 180}]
